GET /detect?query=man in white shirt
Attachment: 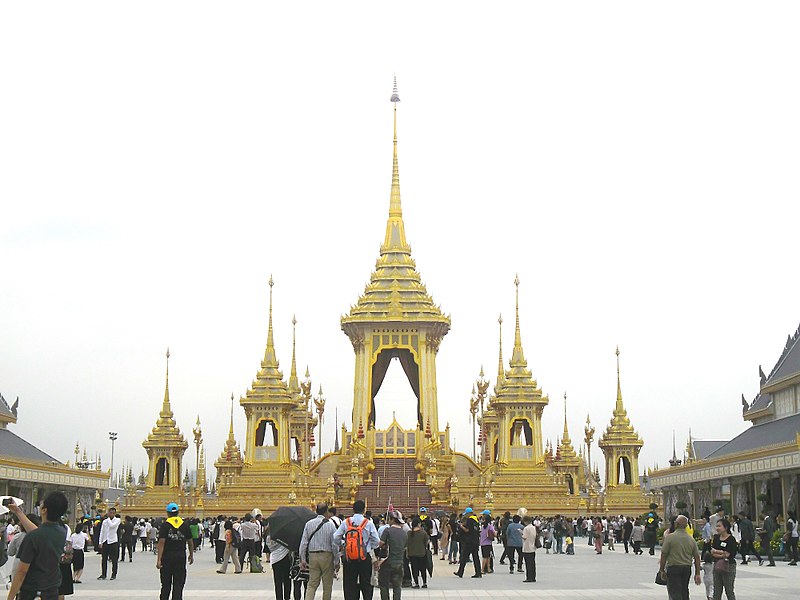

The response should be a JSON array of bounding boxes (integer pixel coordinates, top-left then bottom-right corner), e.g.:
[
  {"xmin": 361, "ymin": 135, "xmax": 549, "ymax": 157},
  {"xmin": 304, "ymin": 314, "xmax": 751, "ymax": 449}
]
[
  {"xmin": 333, "ymin": 500, "xmax": 380, "ymax": 600},
  {"xmin": 520, "ymin": 516, "xmax": 537, "ymax": 583},
  {"xmin": 98, "ymin": 507, "xmax": 121, "ymax": 580}
]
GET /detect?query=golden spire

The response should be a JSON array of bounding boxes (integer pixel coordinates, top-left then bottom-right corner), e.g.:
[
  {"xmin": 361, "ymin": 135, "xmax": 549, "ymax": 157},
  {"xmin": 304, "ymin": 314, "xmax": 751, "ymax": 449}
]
[
  {"xmin": 160, "ymin": 348, "xmax": 173, "ymax": 419},
  {"xmin": 510, "ymin": 274, "xmax": 527, "ymax": 369},
  {"xmin": 227, "ymin": 392, "xmax": 236, "ymax": 443},
  {"xmin": 562, "ymin": 391, "xmax": 571, "ymax": 444},
  {"xmin": 288, "ymin": 315, "xmax": 300, "ymax": 395},
  {"xmin": 559, "ymin": 391, "xmax": 577, "ymax": 459},
  {"xmin": 383, "ymin": 76, "xmax": 409, "ymax": 253},
  {"xmin": 262, "ymin": 276, "xmax": 279, "ymax": 367},
  {"xmin": 496, "ymin": 314, "xmax": 505, "ymax": 384},
  {"xmin": 613, "ymin": 345, "xmax": 627, "ymax": 421}
]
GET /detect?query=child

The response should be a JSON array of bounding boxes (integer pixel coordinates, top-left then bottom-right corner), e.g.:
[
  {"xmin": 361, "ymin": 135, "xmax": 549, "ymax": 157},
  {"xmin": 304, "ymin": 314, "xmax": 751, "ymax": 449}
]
[{"xmin": 565, "ymin": 536, "xmax": 574, "ymax": 555}]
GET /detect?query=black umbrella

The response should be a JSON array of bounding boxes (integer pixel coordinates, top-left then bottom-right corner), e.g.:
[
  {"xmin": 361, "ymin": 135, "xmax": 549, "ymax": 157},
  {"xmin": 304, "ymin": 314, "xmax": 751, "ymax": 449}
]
[{"xmin": 267, "ymin": 506, "xmax": 316, "ymax": 552}]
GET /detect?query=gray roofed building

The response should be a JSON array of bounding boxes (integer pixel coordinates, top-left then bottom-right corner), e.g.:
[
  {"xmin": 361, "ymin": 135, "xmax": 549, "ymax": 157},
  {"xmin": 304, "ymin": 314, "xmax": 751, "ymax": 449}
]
[
  {"xmin": 705, "ymin": 413, "xmax": 800, "ymax": 460},
  {"xmin": 691, "ymin": 439, "xmax": 728, "ymax": 461},
  {"xmin": 0, "ymin": 428, "xmax": 61, "ymax": 464}
]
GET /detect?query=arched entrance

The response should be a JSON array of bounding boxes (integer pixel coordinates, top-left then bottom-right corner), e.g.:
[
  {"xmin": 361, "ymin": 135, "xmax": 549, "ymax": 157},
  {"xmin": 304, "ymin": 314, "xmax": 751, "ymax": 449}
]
[
  {"xmin": 618, "ymin": 456, "xmax": 633, "ymax": 485},
  {"xmin": 155, "ymin": 457, "xmax": 169, "ymax": 486},
  {"xmin": 370, "ymin": 348, "xmax": 421, "ymax": 430}
]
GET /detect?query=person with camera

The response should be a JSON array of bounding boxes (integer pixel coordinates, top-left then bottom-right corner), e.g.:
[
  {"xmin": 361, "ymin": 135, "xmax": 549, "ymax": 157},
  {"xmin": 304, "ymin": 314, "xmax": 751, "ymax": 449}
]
[{"xmin": 5, "ymin": 492, "xmax": 69, "ymax": 600}]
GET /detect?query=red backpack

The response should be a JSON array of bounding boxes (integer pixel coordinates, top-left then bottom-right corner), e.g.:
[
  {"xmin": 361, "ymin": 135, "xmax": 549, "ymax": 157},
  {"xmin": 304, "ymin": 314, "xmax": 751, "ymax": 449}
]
[{"xmin": 344, "ymin": 518, "xmax": 368, "ymax": 561}]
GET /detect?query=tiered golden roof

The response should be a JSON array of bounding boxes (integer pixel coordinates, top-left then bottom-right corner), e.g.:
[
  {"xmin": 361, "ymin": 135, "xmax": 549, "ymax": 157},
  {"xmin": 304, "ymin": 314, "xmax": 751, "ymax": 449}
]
[
  {"xmin": 493, "ymin": 276, "xmax": 548, "ymax": 407},
  {"xmin": 216, "ymin": 393, "xmax": 243, "ymax": 468},
  {"xmin": 341, "ymin": 89, "xmax": 449, "ymax": 332},
  {"xmin": 242, "ymin": 277, "xmax": 295, "ymax": 407},
  {"xmin": 598, "ymin": 347, "xmax": 643, "ymax": 449},
  {"xmin": 558, "ymin": 393, "xmax": 578, "ymax": 461},
  {"xmin": 143, "ymin": 349, "xmax": 188, "ymax": 453}
]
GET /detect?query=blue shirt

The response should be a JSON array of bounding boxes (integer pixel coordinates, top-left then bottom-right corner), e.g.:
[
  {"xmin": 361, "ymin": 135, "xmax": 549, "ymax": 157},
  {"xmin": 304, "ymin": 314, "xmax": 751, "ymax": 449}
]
[
  {"xmin": 334, "ymin": 514, "xmax": 381, "ymax": 555},
  {"xmin": 506, "ymin": 522, "xmax": 524, "ymax": 547}
]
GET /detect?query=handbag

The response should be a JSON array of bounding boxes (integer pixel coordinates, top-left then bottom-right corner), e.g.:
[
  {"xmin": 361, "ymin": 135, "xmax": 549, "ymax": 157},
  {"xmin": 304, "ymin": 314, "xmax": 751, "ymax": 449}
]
[
  {"xmin": 713, "ymin": 558, "xmax": 729, "ymax": 574},
  {"xmin": 654, "ymin": 570, "xmax": 667, "ymax": 585},
  {"xmin": 289, "ymin": 554, "xmax": 310, "ymax": 582}
]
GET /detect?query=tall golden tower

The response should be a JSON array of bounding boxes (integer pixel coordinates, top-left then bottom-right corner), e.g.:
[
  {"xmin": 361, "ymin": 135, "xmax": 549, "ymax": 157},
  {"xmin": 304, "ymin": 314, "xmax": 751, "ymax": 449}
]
[
  {"xmin": 340, "ymin": 78, "xmax": 450, "ymax": 449},
  {"xmin": 215, "ymin": 393, "xmax": 244, "ymax": 485},
  {"xmin": 598, "ymin": 347, "xmax": 646, "ymax": 512},
  {"xmin": 142, "ymin": 349, "xmax": 188, "ymax": 490}
]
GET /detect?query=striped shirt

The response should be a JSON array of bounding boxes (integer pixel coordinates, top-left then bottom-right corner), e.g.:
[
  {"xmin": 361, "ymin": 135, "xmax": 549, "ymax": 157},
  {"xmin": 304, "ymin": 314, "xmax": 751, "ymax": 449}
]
[{"xmin": 299, "ymin": 516, "xmax": 340, "ymax": 564}]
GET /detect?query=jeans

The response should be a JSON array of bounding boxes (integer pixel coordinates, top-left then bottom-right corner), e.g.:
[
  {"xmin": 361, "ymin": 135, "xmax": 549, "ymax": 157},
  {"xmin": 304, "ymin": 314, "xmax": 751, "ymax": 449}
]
[
  {"xmin": 505, "ymin": 547, "xmax": 522, "ymax": 571},
  {"xmin": 342, "ymin": 556, "xmax": 373, "ymax": 600},
  {"xmin": 522, "ymin": 551, "xmax": 536, "ymax": 581},
  {"xmin": 409, "ymin": 556, "xmax": 427, "ymax": 585},
  {"xmin": 307, "ymin": 551, "xmax": 335, "ymax": 600},
  {"xmin": 378, "ymin": 561, "xmax": 403, "ymax": 600},
  {"xmin": 739, "ymin": 539, "xmax": 760, "ymax": 563},
  {"xmin": 160, "ymin": 554, "xmax": 187, "ymax": 600},
  {"xmin": 666, "ymin": 564, "xmax": 692, "ymax": 600},
  {"xmin": 555, "ymin": 536, "xmax": 563, "ymax": 554},
  {"xmin": 712, "ymin": 562, "xmax": 736, "ymax": 600},
  {"xmin": 787, "ymin": 537, "xmax": 798, "ymax": 563},
  {"xmin": 272, "ymin": 553, "xmax": 293, "ymax": 600},
  {"xmin": 632, "ymin": 540, "xmax": 641, "ymax": 554},
  {"xmin": 448, "ymin": 539, "xmax": 458, "ymax": 562},
  {"xmin": 701, "ymin": 562, "xmax": 714, "ymax": 599}
]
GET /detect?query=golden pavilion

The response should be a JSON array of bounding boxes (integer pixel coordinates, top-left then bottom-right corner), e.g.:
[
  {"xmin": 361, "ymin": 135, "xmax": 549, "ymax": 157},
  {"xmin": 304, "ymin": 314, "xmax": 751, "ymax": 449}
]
[{"xmin": 127, "ymin": 82, "xmax": 652, "ymax": 517}]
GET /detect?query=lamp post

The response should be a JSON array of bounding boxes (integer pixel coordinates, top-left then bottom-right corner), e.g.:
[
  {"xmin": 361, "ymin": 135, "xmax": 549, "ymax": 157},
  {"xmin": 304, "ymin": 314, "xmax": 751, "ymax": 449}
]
[
  {"xmin": 108, "ymin": 432, "xmax": 118, "ymax": 486},
  {"xmin": 469, "ymin": 385, "xmax": 479, "ymax": 461},
  {"xmin": 583, "ymin": 415, "xmax": 595, "ymax": 482},
  {"xmin": 192, "ymin": 416, "xmax": 203, "ymax": 490}
]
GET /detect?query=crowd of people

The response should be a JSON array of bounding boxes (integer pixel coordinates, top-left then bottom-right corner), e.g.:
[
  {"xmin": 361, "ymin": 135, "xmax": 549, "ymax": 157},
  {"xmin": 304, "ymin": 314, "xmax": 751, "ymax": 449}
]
[{"xmin": 1, "ymin": 493, "xmax": 798, "ymax": 600}]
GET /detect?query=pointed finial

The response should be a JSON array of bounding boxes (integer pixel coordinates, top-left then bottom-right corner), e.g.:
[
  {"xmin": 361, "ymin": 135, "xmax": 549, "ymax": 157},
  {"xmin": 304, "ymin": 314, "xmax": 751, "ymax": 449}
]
[
  {"xmin": 479, "ymin": 365, "xmax": 484, "ymax": 379},
  {"xmin": 263, "ymin": 276, "xmax": 279, "ymax": 367},
  {"xmin": 615, "ymin": 345, "xmax": 624, "ymax": 411},
  {"xmin": 383, "ymin": 75, "xmax": 409, "ymax": 252},
  {"xmin": 289, "ymin": 315, "xmax": 300, "ymax": 393},
  {"xmin": 228, "ymin": 393, "xmax": 235, "ymax": 440},
  {"xmin": 161, "ymin": 347, "xmax": 173, "ymax": 418},
  {"xmin": 390, "ymin": 75, "xmax": 400, "ymax": 103},
  {"xmin": 510, "ymin": 275, "xmax": 526, "ymax": 367},
  {"xmin": 497, "ymin": 314, "xmax": 504, "ymax": 382}
]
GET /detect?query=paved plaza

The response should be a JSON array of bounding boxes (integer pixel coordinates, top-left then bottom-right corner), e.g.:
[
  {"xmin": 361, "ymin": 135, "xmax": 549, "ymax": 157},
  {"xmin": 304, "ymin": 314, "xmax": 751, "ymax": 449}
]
[{"xmin": 54, "ymin": 539, "xmax": 797, "ymax": 599}]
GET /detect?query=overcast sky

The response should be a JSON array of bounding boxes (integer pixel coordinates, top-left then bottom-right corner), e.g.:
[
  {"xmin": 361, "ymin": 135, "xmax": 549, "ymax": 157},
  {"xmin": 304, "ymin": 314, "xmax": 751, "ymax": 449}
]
[{"xmin": 1, "ymin": 2, "xmax": 798, "ymax": 486}]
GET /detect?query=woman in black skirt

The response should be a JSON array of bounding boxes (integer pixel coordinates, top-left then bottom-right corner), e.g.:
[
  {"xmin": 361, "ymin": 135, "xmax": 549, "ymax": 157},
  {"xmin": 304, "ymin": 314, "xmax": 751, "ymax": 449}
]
[{"xmin": 70, "ymin": 524, "xmax": 90, "ymax": 583}]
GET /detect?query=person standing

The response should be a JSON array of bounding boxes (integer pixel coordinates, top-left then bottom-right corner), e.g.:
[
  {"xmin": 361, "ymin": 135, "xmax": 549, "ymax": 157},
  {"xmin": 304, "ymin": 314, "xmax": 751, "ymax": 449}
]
[
  {"xmin": 699, "ymin": 517, "xmax": 714, "ymax": 600},
  {"xmin": 6, "ymin": 493, "xmax": 68, "ymax": 600},
  {"xmin": 658, "ymin": 515, "xmax": 701, "ymax": 600},
  {"xmin": 120, "ymin": 517, "xmax": 135, "ymax": 563},
  {"xmin": 377, "ymin": 511, "xmax": 408, "ymax": 600},
  {"xmin": 711, "ymin": 518, "xmax": 738, "ymax": 600},
  {"xmin": 69, "ymin": 525, "xmax": 89, "ymax": 584},
  {"xmin": 300, "ymin": 503, "xmax": 340, "ymax": 600},
  {"xmin": 504, "ymin": 515, "xmax": 524, "ymax": 574},
  {"xmin": 453, "ymin": 508, "xmax": 481, "ymax": 579},
  {"xmin": 520, "ymin": 516, "xmax": 537, "ymax": 583},
  {"xmin": 334, "ymin": 500, "xmax": 380, "ymax": 600},
  {"xmin": 761, "ymin": 513, "xmax": 776, "ymax": 567},
  {"xmin": 215, "ymin": 521, "xmax": 242, "ymax": 574},
  {"xmin": 622, "ymin": 517, "xmax": 633, "ymax": 554},
  {"xmin": 446, "ymin": 513, "xmax": 459, "ymax": 565},
  {"xmin": 786, "ymin": 511, "xmax": 799, "ymax": 566},
  {"xmin": 631, "ymin": 519, "xmax": 644, "ymax": 555},
  {"xmin": 405, "ymin": 518, "xmax": 428, "ymax": 589},
  {"xmin": 593, "ymin": 518, "xmax": 603, "ymax": 554},
  {"xmin": 213, "ymin": 517, "xmax": 226, "ymax": 564},
  {"xmin": 138, "ymin": 520, "xmax": 149, "ymax": 552},
  {"xmin": 238, "ymin": 514, "xmax": 258, "ymax": 570},
  {"xmin": 156, "ymin": 502, "xmax": 194, "ymax": 600},
  {"xmin": 98, "ymin": 507, "xmax": 121, "ymax": 580}
]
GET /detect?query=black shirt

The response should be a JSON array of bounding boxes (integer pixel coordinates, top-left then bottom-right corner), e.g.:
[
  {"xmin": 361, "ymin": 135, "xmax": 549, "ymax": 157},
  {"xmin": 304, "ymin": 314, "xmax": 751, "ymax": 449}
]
[
  {"xmin": 712, "ymin": 534, "xmax": 739, "ymax": 564},
  {"xmin": 17, "ymin": 521, "xmax": 66, "ymax": 593},
  {"xmin": 158, "ymin": 518, "xmax": 194, "ymax": 559},
  {"xmin": 460, "ymin": 516, "xmax": 480, "ymax": 546}
]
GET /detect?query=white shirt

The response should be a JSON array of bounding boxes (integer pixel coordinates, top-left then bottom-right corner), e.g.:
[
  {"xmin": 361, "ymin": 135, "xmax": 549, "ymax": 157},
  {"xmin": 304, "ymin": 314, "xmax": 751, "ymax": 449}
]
[
  {"xmin": 217, "ymin": 522, "xmax": 227, "ymax": 541},
  {"xmin": 99, "ymin": 516, "xmax": 121, "ymax": 544},
  {"xmin": 70, "ymin": 532, "xmax": 88, "ymax": 550}
]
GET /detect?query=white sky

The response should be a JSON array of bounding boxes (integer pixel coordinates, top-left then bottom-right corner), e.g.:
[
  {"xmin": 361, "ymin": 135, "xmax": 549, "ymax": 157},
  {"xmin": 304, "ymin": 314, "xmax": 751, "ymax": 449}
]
[{"xmin": 1, "ymin": 2, "xmax": 798, "ymax": 485}]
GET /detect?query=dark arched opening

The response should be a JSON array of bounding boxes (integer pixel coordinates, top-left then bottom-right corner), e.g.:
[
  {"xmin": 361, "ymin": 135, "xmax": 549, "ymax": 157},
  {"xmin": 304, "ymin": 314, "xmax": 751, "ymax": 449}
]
[
  {"xmin": 370, "ymin": 349, "xmax": 421, "ymax": 430},
  {"xmin": 255, "ymin": 419, "xmax": 278, "ymax": 447},
  {"xmin": 155, "ymin": 457, "xmax": 169, "ymax": 486},
  {"xmin": 618, "ymin": 456, "xmax": 632, "ymax": 485}
]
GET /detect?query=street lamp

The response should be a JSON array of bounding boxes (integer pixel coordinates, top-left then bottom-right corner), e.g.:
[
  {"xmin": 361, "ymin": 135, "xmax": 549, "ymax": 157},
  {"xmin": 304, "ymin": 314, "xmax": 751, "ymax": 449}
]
[{"xmin": 108, "ymin": 432, "xmax": 118, "ymax": 486}]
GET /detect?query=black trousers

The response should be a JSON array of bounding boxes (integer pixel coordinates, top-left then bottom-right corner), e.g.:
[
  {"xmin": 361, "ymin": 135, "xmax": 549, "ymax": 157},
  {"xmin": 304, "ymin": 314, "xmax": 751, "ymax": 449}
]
[
  {"xmin": 239, "ymin": 539, "xmax": 254, "ymax": 566},
  {"xmin": 272, "ymin": 553, "xmax": 293, "ymax": 600},
  {"xmin": 101, "ymin": 542, "xmax": 119, "ymax": 578},
  {"xmin": 160, "ymin": 554, "xmax": 187, "ymax": 600},
  {"xmin": 666, "ymin": 564, "xmax": 691, "ymax": 600},
  {"xmin": 121, "ymin": 539, "xmax": 135, "ymax": 561},
  {"xmin": 760, "ymin": 532, "xmax": 775, "ymax": 564},
  {"xmin": 740, "ymin": 539, "xmax": 761, "ymax": 562},
  {"xmin": 140, "ymin": 537, "xmax": 148, "ymax": 551},
  {"xmin": 456, "ymin": 544, "xmax": 481, "ymax": 576},
  {"xmin": 522, "ymin": 551, "xmax": 536, "ymax": 581},
  {"xmin": 215, "ymin": 539, "xmax": 226, "ymax": 563},
  {"xmin": 505, "ymin": 547, "xmax": 523, "ymax": 571},
  {"xmin": 343, "ymin": 556, "xmax": 373, "ymax": 600},
  {"xmin": 623, "ymin": 539, "xmax": 629, "ymax": 553},
  {"xmin": 409, "ymin": 556, "xmax": 427, "ymax": 584}
]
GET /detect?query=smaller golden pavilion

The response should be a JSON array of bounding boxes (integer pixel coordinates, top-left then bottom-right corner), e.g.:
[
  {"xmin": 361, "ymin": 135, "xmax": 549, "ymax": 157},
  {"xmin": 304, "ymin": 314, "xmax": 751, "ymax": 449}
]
[{"xmin": 127, "ymin": 81, "xmax": 652, "ymax": 517}]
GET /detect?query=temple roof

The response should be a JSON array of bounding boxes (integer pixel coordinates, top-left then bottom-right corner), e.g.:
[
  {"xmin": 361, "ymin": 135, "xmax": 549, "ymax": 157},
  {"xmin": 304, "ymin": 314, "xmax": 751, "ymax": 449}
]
[
  {"xmin": 143, "ymin": 350, "xmax": 188, "ymax": 451},
  {"xmin": 0, "ymin": 393, "xmax": 18, "ymax": 427},
  {"xmin": 598, "ymin": 348, "xmax": 643, "ymax": 449},
  {"xmin": 705, "ymin": 412, "xmax": 800, "ymax": 459},
  {"xmin": 492, "ymin": 276, "xmax": 547, "ymax": 406},
  {"xmin": 744, "ymin": 322, "xmax": 800, "ymax": 417},
  {"xmin": 342, "ymin": 87, "xmax": 450, "ymax": 330},
  {"xmin": 216, "ymin": 394, "xmax": 243, "ymax": 467},
  {"xmin": 0, "ymin": 429, "xmax": 61, "ymax": 464}
]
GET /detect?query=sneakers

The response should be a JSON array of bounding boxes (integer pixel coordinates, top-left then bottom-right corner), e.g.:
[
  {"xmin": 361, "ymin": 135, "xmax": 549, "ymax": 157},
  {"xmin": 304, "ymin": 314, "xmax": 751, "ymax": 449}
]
[
  {"xmin": 422, "ymin": 584, "xmax": 428, "ymax": 588},
  {"xmin": 453, "ymin": 572, "xmax": 463, "ymax": 578}
]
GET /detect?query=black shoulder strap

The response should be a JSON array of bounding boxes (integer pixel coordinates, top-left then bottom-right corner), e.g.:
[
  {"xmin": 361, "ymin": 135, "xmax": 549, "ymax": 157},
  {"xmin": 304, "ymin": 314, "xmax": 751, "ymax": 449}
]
[{"xmin": 304, "ymin": 518, "xmax": 329, "ymax": 562}]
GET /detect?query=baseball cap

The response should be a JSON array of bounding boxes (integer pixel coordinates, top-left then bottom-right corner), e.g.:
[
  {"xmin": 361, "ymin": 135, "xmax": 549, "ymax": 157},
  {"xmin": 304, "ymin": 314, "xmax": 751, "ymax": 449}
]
[
  {"xmin": 166, "ymin": 502, "xmax": 179, "ymax": 515},
  {"xmin": 464, "ymin": 507, "xmax": 473, "ymax": 514},
  {"xmin": 481, "ymin": 509, "xmax": 491, "ymax": 515},
  {"xmin": 420, "ymin": 507, "xmax": 427, "ymax": 513}
]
